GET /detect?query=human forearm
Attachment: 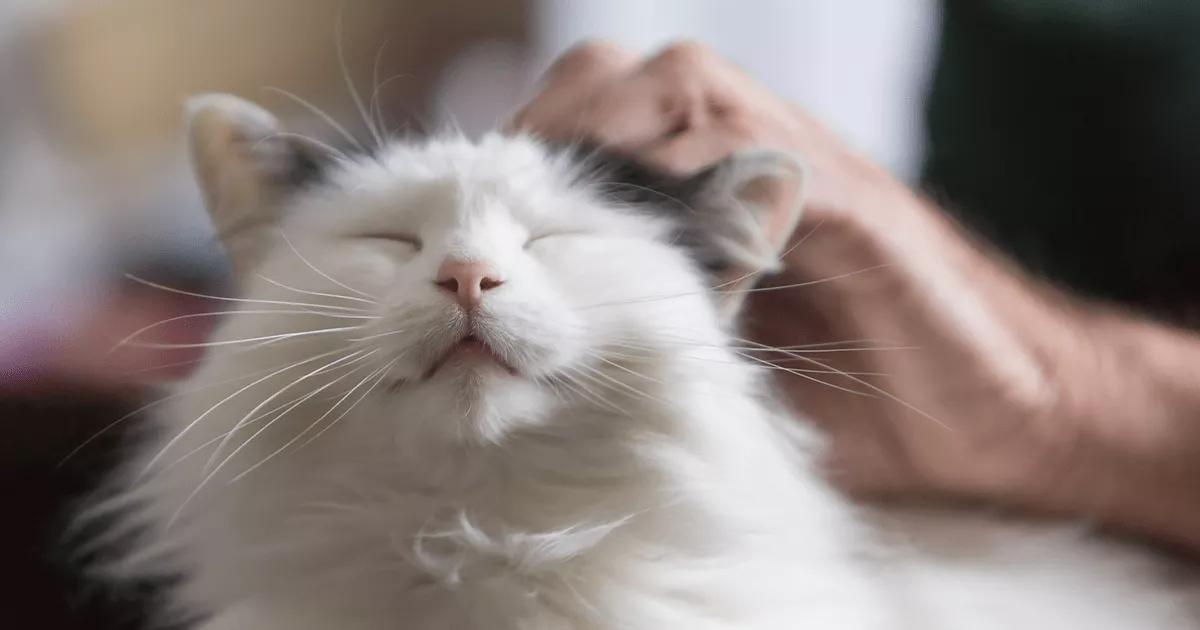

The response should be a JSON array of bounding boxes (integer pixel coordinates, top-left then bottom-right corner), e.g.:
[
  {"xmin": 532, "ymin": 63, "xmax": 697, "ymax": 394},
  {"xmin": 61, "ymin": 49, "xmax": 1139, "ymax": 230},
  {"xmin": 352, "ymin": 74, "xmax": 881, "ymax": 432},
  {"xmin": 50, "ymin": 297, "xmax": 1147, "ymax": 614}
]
[
  {"xmin": 789, "ymin": 188, "xmax": 1200, "ymax": 550},
  {"xmin": 1057, "ymin": 310, "xmax": 1200, "ymax": 550}
]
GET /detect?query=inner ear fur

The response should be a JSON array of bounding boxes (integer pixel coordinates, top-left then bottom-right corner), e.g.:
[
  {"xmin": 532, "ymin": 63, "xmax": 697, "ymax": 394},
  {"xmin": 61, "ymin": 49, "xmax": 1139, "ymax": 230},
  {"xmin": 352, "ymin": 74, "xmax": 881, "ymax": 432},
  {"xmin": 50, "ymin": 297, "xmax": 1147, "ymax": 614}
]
[
  {"xmin": 186, "ymin": 93, "xmax": 331, "ymax": 275},
  {"xmin": 693, "ymin": 150, "xmax": 807, "ymax": 321}
]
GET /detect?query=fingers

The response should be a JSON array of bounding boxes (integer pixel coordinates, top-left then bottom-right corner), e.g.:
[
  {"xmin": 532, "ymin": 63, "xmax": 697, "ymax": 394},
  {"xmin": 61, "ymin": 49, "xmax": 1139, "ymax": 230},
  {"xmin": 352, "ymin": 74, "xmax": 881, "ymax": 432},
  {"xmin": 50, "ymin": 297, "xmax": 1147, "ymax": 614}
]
[
  {"xmin": 513, "ymin": 41, "xmax": 733, "ymax": 153},
  {"xmin": 640, "ymin": 122, "xmax": 755, "ymax": 176},
  {"xmin": 580, "ymin": 69, "xmax": 684, "ymax": 151},
  {"xmin": 510, "ymin": 41, "xmax": 638, "ymax": 139},
  {"xmin": 514, "ymin": 40, "xmax": 800, "ymax": 180},
  {"xmin": 589, "ymin": 41, "xmax": 745, "ymax": 154},
  {"xmin": 586, "ymin": 41, "xmax": 727, "ymax": 152}
]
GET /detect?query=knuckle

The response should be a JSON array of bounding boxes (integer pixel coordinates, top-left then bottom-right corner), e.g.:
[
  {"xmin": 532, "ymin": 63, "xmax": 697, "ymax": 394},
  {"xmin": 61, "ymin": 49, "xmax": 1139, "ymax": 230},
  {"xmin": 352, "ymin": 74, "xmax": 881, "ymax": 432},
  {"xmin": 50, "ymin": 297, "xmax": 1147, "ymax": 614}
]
[
  {"xmin": 655, "ymin": 40, "xmax": 713, "ymax": 67},
  {"xmin": 559, "ymin": 40, "xmax": 630, "ymax": 70},
  {"xmin": 721, "ymin": 106, "xmax": 757, "ymax": 136}
]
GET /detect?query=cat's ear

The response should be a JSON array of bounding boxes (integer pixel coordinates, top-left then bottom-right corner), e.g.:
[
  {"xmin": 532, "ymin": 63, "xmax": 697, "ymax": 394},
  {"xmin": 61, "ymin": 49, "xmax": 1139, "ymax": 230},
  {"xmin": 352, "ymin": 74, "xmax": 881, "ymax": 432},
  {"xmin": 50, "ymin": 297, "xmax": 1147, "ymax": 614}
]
[
  {"xmin": 186, "ymin": 94, "xmax": 330, "ymax": 274},
  {"xmin": 691, "ymin": 150, "xmax": 807, "ymax": 321}
]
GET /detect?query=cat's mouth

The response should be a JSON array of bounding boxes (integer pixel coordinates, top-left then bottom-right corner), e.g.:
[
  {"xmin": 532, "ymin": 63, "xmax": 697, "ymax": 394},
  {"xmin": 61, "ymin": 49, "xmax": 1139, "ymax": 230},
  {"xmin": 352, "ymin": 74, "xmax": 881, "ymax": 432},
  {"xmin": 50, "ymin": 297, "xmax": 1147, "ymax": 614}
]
[{"xmin": 423, "ymin": 334, "xmax": 517, "ymax": 379}]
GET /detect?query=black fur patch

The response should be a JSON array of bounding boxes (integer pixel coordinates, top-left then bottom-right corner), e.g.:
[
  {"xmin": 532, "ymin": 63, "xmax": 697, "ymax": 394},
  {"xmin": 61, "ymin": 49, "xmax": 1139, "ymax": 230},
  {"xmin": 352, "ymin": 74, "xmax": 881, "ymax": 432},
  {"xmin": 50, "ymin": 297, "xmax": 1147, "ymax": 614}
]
[{"xmin": 561, "ymin": 145, "xmax": 734, "ymax": 277}]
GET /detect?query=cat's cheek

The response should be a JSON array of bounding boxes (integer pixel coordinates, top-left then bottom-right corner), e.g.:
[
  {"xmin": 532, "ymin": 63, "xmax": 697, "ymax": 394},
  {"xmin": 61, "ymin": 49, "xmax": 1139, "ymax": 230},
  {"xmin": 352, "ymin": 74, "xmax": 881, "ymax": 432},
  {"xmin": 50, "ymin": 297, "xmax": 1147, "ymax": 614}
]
[
  {"xmin": 522, "ymin": 239, "xmax": 573, "ymax": 265},
  {"xmin": 337, "ymin": 243, "xmax": 417, "ymax": 292},
  {"xmin": 535, "ymin": 325, "xmax": 588, "ymax": 375},
  {"xmin": 522, "ymin": 243, "xmax": 599, "ymax": 299}
]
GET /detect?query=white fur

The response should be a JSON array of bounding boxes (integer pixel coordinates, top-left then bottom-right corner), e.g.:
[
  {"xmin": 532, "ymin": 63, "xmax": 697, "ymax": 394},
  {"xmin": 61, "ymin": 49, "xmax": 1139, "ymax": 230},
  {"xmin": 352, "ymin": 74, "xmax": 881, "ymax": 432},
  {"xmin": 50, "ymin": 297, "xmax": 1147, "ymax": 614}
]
[{"xmin": 102, "ymin": 133, "xmax": 1200, "ymax": 629}]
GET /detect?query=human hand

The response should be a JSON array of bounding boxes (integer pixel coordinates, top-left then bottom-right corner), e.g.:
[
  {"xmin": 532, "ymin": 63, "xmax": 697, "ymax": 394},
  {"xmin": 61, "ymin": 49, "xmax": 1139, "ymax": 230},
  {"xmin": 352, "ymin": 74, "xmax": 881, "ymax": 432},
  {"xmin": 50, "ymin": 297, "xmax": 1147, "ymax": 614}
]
[
  {"xmin": 514, "ymin": 41, "xmax": 1091, "ymax": 516},
  {"xmin": 512, "ymin": 41, "xmax": 907, "ymax": 228}
]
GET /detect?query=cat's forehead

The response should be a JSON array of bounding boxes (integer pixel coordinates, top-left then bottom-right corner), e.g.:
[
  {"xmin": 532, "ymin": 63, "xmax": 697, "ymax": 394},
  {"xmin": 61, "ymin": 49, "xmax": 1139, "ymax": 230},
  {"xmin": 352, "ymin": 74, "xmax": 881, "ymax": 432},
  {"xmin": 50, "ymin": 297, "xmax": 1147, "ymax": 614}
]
[{"xmin": 308, "ymin": 133, "xmax": 588, "ymax": 230}]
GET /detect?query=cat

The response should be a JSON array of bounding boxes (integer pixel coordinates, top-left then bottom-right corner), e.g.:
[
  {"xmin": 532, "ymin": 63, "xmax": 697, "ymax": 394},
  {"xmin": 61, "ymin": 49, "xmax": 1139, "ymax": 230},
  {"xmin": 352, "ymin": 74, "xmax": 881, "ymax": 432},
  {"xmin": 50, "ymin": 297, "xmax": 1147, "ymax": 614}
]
[{"xmin": 86, "ymin": 94, "xmax": 1200, "ymax": 629}]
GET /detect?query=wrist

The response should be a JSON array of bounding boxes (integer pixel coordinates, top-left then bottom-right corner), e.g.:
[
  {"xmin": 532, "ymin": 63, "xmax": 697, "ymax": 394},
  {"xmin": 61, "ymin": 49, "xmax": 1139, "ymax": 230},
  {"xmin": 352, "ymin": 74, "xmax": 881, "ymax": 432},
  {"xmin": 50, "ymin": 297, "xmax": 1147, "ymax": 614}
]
[{"xmin": 1045, "ymin": 312, "xmax": 1200, "ymax": 550}]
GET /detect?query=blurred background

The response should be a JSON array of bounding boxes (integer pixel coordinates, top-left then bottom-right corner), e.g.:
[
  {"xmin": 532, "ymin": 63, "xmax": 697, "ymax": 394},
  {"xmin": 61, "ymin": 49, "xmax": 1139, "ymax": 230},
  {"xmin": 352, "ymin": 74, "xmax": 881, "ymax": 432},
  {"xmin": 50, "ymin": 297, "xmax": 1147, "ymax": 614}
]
[{"xmin": 3, "ymin": 1, "xmax": 1197, "ymax": 628}]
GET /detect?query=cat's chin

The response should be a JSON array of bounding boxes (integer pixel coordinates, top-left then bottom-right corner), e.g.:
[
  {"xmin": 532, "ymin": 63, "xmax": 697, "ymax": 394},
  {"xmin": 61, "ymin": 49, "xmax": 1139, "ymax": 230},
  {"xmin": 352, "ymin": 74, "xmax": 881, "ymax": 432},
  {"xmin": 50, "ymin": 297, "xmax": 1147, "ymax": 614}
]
[
  {"xmin": 423, "ymin": 336, "xmax": 519, "ymax": 381},
  {"xmin": 385, "ymin": 352, "xmax": 520, "ymax": 395},
  {"xmin": 382, "ymin": 361, "xmax": 558, "ymax": 446},
  {"xmin": 381, "ymin": 334, "xmax": 525, "ymax": 394}
]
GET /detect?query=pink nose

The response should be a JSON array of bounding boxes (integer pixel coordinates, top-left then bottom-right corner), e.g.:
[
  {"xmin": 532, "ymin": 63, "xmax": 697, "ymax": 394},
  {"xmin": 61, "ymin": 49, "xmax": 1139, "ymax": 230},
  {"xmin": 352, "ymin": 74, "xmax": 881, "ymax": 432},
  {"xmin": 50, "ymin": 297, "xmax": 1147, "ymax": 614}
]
[{"xmin": 435, "ymin": 259, "xmax": 504, "ymax": 310}]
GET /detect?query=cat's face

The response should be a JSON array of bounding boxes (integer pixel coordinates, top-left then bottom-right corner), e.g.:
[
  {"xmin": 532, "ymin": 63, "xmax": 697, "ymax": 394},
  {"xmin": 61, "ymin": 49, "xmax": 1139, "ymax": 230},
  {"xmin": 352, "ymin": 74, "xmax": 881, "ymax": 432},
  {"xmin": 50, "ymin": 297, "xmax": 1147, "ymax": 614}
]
[
  {"xmin": 186, "ymin": 95, "xmax": 803, "ymax": 446},
  {"xmin": 244, "ymin": 134, "xmax": 718, "ymax": 442}
]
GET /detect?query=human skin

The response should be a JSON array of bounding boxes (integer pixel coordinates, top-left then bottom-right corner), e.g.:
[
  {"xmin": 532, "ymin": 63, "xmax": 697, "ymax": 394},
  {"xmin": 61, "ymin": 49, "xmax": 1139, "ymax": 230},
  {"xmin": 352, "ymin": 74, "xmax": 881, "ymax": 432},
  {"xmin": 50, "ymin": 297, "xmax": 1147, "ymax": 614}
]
[{"xmin": 513, "ymin": 41, "xmax": 1200, "ymax": 552}]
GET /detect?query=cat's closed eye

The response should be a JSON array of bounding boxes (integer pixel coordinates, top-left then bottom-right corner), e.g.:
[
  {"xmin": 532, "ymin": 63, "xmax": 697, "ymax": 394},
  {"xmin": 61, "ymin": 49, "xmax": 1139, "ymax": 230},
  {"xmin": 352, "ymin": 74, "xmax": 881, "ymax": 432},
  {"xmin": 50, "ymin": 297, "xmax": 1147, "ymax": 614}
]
[
  {"xmin": 524, "ymin": 231, "xmax": 586, "ymax": 249},
  {"xmin": 358, "ymin": 233, "xmax": 423, "ymax": 251}
]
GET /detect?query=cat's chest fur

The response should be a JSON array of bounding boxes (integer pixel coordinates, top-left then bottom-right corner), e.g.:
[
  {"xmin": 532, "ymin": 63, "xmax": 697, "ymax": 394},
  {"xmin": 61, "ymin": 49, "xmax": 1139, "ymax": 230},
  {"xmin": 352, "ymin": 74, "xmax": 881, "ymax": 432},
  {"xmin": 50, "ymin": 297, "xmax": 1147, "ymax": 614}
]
[{"xmin": 178, "ymin": 358, "xmax": 889, "ymax": 630}]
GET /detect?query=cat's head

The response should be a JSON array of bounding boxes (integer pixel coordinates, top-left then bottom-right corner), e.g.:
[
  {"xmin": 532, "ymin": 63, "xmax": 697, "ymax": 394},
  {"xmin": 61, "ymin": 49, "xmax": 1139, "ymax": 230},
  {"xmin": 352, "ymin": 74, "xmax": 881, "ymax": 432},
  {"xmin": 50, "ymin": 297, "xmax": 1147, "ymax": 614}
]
[{"xmin": 186, "ymin": 94, "xmax": 804, "ymax": 445}]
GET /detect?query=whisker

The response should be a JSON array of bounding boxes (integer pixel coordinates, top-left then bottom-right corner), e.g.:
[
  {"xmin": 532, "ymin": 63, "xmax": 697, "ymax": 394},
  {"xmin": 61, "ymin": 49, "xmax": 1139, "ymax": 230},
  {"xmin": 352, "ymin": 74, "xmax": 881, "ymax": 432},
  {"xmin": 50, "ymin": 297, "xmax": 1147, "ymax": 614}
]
[
  {"xmin": 595, "ymin": 345, "xmax": 884, "ymax": 376},
  {"xmin": 732, "ymin": 338, "xmax": 950, "ymax": 430},
  {"xmin": 535, "ymin": 374, "xmax": 569, "ymax": 406},
  {"xmin": 773, "ymin": 338, "xmax": 900, "ymax": 349},
  {"xmin": 731, "ymin": 349, "xmax": 875, "ymax": 397},
  {"xmin": 215, "ymin": 359, "xmax": 375, "ymax": 479},
  {"xmin": 555, "ymin": 369, "xmax": 626, "ymax": 414},
  {"xmin": 232, "ymin": 359, "xmax": 393, "ymax": 482},
  {"xmin": 579, "ymin": 264, "xmax": 889, "ymax": 309},
  {"xmin": 163, "ymin": 360, "xmax": 377, "ymax": 473},
  {"xmin": 279, "ymin": 232, "xmax": 378, "ymax": 301},
  {"xmin": 610, "ymin": 329, "xmax": 912, "ymax": 357},
  {"xmin": 592, "ymin": 348, "xmax": 656, "ymax": 362},
  {"xmin": 577, "ymin": 375, "xmax": 674, "ymax": 410},
  {"xmin": 261, "ymin": 131, "xmax": 351, "ymax": 162},
  {"xmin": 140, "ymin": 346, "xmax": 357, "ymax": 477},
  {"xmin": 125, "ymin": 331, "xmax": 328, "ymax": 372},
  {"xmin": 597, "ymin": 180, "xmax": 697, "ymax": 214},
  {"xmin": 257, "ymin": 274, "xmax": 378, "ymax": 306},
  {"xmin": 576, "ymin": 363, "xmax": 663, "ymax": 405},
  {"xmin": 597, "ymin": 331, "xmax": 893, "ymax": 383},
  {"xmin": 588, "ymin": 354, "xmax": 662, "ymax": 384},
  {"xmin": 165, "ymin": 356, "xmax": 392, "ymax": 528},
  {"xmin": 719, "ymin": 332, "xmax": 914, "ymax": 357},
  {"xmin": 112, "ymin": 309, "xmax": 375, "ymax": 352},
  {"xmin": 261, "ymin": 86, "xmax": 365, "ymax": 152},
  {"xmin": 121, "ymin": 355, "xmax": 211, "ymax": 376},
  {"xmin": 590, "ymin": 198, "xmax": 785, "ymax": 302},
  {"xmin": 370, "ymin": 72, "xmax": 411, "ymax": 135},
  {"xmin": 335, "ymin": 5, "xmax": 383, "ymax": 148},
  {"xmin": 121, "ymin": 325, "xmax": 363, "ymax": 350},
  {"xmin": 755, "ymin": 360, "xmax": 888, "ymax": 376},
  {"xmin": 368, "ymin": 39, "xmax": 393, "ymax": 140},
  {"xmin": 709, "ymin": 265, "xmax": 764, "ymax": 292},
  {"xmin": 347, "ymin": 328, "xmax": 409, "ymax": 342},
  {"xmin": 124, "ymin": 274, "xmax": 368, "ymax": 312},
  {"xmin": 775, "ymin": 216, "xmax": 825, "ymax": 261},
  {"xmin": 57, "ymin": 356, "xmax": 329, "ymax": 467},
  {"xmin": 199, "ymin": 349, "xmax": 376, "ymax": 476},
  {"xmin": 295, "ymin": 357, "xmax": 399, "ymax": 450},
  {"xmin": 714, "ymin": 264, "xmax": 891, "ymax": 296},
  {"xmin": 757, "ymin": 345, "xmax": 917, "ymax": 355}
]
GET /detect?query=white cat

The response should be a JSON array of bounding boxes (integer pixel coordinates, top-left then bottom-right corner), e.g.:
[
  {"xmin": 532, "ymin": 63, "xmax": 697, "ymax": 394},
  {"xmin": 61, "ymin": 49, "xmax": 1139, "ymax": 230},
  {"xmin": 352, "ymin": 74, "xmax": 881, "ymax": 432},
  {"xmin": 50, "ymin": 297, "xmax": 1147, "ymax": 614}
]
[{"xmin": 92, "ymin": 95, "xmax": 1200, "ymax": 629}]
